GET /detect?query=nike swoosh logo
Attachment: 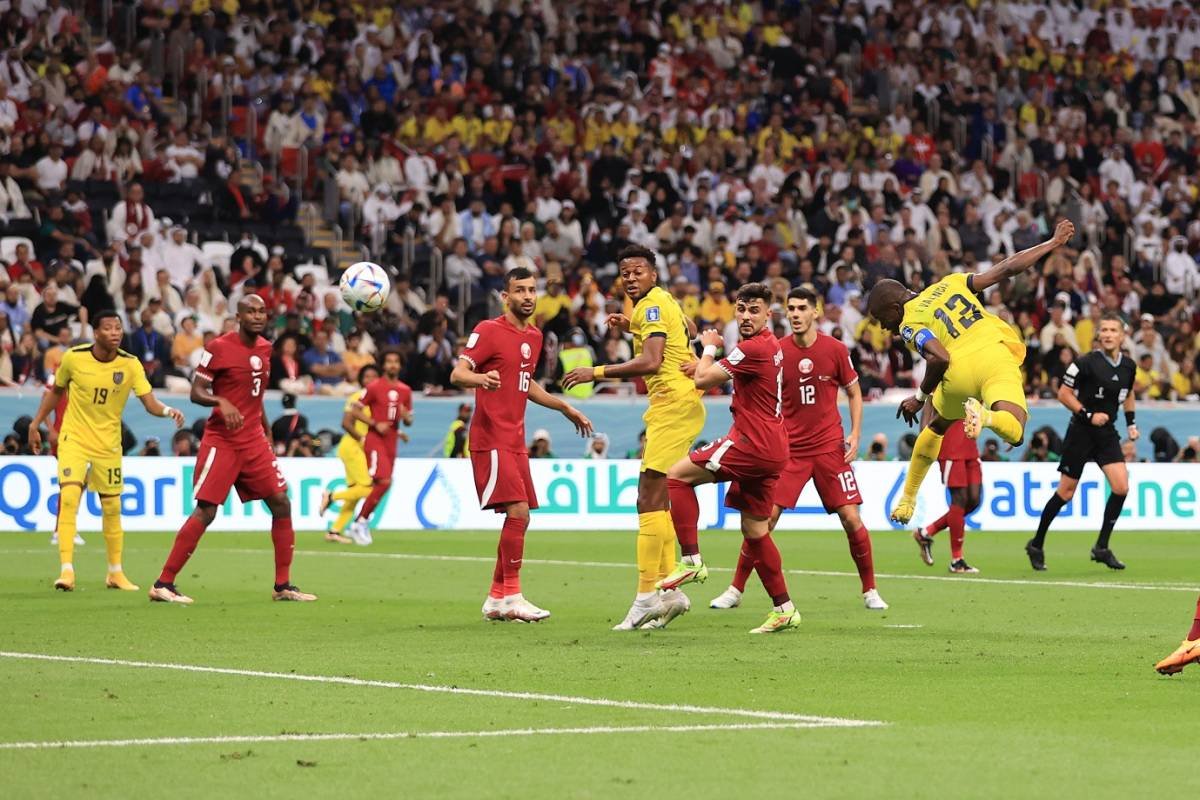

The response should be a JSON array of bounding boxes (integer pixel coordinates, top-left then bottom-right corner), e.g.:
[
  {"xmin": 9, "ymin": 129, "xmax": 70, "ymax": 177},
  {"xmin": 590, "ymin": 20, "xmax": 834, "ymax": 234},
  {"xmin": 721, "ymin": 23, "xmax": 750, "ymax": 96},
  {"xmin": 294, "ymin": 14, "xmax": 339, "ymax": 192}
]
[
  {"xmin": 509, "ymin": 559, "xmax": 522, "ymax": 565},
  {"xmin": 520, "ymin": 363, "xmax": 533, "ymax": 369},
  {"xmin": 799, "ymin": 377, "xmax": 814, "ymax": 383}
]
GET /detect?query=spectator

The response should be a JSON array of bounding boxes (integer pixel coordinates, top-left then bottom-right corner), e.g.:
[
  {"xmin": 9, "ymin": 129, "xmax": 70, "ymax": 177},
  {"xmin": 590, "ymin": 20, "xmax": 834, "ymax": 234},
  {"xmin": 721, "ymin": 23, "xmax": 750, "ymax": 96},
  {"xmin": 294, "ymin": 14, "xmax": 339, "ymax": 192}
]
[
  {"xmin": 866, "ymin": 433, "xmax": 890, "ymax": 461},
  {"xmin": 126, "ymin": 306, "xmax": 172, "ymax": 387},
  {"xmin": 585, "ymin": 432, "xmax": 610, "ymax": 459},
  {"xmin": 302, "ymin": 328, "xmax": 352, "ymax": 395},
  {"xmin": 529, "ymin": 428, "xmax": 555, "ymax": 459},
  {"xmin": 271, "ymin": 335, "xmax": 314, "ymax": 395},
  {"xmin": 171, "ymin": 430, "xmax": 196, "ymax": 457},
  {"xmin": 271, "ymin": 393, "xmax": 310, "ymax": 454},
  {"xmin": 107, "ymin": 183, "xmax": 156, "ymax": 247},
  {"xmin": 443, "ymin": 402, "xmax": 472, "ymax": 458},
  {"xmin": 30, "ymin": 283, "xmax": 78, "ymax": 346},
  {"xmin": 34, "ymin": 142, "xmax": 68, "ymax": 195}
]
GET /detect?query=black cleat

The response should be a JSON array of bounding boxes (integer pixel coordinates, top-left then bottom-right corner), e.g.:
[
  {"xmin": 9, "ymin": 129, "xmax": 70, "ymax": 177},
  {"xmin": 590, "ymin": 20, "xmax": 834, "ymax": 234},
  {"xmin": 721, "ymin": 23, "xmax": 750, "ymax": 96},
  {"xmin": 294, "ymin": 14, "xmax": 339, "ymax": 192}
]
[
  {"xmin": 1090, "ymin": 547, "xmax": 1125, "ymax": 570},
  {"xmin": 1025, "ymin": 539, "xmax": 1047, "ymax": 571},
  {"xmin": 948, "ymin": 558, "xmax": 979, "ymax": 574}
]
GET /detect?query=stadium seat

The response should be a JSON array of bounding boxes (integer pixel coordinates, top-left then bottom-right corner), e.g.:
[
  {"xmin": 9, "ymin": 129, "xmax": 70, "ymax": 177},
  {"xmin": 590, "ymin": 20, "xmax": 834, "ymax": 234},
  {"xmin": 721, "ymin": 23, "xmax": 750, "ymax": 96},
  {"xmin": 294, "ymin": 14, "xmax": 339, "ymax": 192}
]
[
  {"xmin": 0, "ymin": 236, "xmax": 35, "ymax": 263},
  {"xmin": 201, "ymin": 241, "xmax": 234, "ymax": 274}
]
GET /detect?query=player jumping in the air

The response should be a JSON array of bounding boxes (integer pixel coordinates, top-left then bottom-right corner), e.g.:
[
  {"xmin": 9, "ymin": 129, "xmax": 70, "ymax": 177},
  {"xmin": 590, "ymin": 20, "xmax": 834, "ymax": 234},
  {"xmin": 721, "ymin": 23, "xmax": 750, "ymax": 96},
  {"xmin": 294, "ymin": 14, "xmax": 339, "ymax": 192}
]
[
  {"xmin": 29, "ymin": 309, "xmax": 184, "ymax": 592},
  {"xmin": 912, "ymin": 418, "xmax": 982, "ymax": 573},
  {"xmin": 868, "ymin": 219, "xmax": 1075, "ymax": 524},
  {"xmin": 149, "ymin": 295, "xmax": 314, "ymax": 604},
  {"xmin": 452, "ymin": 267, "xmax": 593, "ymax": 622},
  {"xmin": 1026, "ymin": 312, "xmax": 1136, "ymax": 571},
  {"xmin": 320, "ymin": 364, "xmax": 383, "ymax": 544},
  {"xmin": 664, "ymin": 283, "xmax": 799, "ymax": 634},
  {"xmin": 347, "ymin": 351, "xmax": 412, "ymax": 546},
  {"xmin": 562, "ymin": 246, "xmax": 705, "ymax": 631},
  {"xmin": 708, "ymin": 286, "xmax": 888, "ymax": 611}
]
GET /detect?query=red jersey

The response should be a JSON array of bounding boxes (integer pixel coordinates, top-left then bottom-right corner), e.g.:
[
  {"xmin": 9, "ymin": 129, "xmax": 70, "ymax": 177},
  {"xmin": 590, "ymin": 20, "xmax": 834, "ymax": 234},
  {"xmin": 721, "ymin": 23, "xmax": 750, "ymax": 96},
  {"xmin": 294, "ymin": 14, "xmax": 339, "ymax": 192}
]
[
  {"xmin": 195, "ymin": 331, "xmax": 273, "ymax": 449},
  {"xmin": 779, "ymin": 332, "xmax": 858, "ymax": 458},
  {"xmin": 360, "ymin": 377, "xmax": 414, "ymax": 450},
  {"xmin": 938, "ymin": 419, "xmax": 979, "ymax": 461},
  {"xmin": 718, "ymin": 326, "xmax": 787, "ymax": 460},
  {"xmin": 460, "ymin": 315, "xmax": 544, "ymax": 453}
]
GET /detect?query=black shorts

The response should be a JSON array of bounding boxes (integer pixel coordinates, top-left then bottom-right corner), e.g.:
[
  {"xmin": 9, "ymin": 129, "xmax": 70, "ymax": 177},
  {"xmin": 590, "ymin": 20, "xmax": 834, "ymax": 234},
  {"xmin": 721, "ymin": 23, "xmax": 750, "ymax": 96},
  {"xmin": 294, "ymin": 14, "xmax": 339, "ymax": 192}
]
[{"xmin": 1058, "ymin": 422, "xmax": 1123, "ymax": 479}]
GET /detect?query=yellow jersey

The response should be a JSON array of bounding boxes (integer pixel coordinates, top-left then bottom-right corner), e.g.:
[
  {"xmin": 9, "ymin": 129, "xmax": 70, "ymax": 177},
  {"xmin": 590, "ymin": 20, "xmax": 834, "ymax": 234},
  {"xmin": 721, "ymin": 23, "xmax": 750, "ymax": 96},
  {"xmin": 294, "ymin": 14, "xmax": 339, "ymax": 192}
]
[
  {"xmin": 630, "ymin": 286, "xmax": 695, "ymax": 403},
  {"xmin": 336, "ymin": 389, "xmax": 372, "ymax": 460},
  {"xmin": 899, "ymin": 272, "xmax": 1023, "ymax": 359},
  {"xmin": 55, "ymin": 345, "xmax": 151, "ymax": 454}
]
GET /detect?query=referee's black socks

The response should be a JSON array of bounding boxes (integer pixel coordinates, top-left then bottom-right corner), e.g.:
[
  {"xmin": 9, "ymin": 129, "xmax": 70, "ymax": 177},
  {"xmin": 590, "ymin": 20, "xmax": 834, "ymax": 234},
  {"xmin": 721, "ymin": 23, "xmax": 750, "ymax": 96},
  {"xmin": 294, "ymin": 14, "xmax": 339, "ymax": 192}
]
[
  {"xmin": 1095, "ymin": 493, "xmax": 1127, "ymax": 550},
  {"xmin": 1031, "ymin": 493, "xmax": 1068, "ymax": 548}
]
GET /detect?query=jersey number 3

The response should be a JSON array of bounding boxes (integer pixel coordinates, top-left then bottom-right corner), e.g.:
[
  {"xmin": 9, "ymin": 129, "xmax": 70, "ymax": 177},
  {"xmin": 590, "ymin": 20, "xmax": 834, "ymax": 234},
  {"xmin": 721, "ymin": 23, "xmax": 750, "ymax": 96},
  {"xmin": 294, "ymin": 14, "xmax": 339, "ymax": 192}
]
[{"xmin": 934, "ymin": 293, "xmax": 983, "ymax": 339}]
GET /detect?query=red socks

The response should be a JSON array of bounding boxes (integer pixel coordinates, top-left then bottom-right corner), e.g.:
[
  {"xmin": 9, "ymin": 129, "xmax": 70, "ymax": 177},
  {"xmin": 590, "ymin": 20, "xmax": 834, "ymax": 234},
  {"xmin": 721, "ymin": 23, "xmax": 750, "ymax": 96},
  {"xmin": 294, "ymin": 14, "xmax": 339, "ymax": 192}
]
[
  {"xmin": 158, "ymin": 515, "xmax": 207, "ymax": 584},
  {"xmin": 731, "ymin": 544, "xmax": 754, "ymax": 593},
  {"xmin": 499, "ymin": 515, "xmax": 529, "ymax": 596},
  {"xmin": 1188, "ymin": 595, "xmax": 1200, "ymax": 641},
  {"xmin": 946, "ymin": 506, "xmax": 965, "ymax": 561},
  {"xmin": 489, "ymin": 541, "xmax": 504, "ymax": 599},
  {"xmin": 271, "ymin": 516, "xmax": 295, "ymax": 586},
  {"xmin": 744, "ymin": 534, "xmax": 789, "ymax": 606},
  {"xmin": 357, "ymin": 480, "xmax": 392, "ymax": 521},
  {"xmin": 925, "ymin": 512, "xmax": 951, "ymax": 536},
  {"xmin": 667, "ymin": 478, "xmax": 700, "ymax": 556},
  {"xmin": 846, "ymin": 526, "xmax": 876, "ymax": 593}
]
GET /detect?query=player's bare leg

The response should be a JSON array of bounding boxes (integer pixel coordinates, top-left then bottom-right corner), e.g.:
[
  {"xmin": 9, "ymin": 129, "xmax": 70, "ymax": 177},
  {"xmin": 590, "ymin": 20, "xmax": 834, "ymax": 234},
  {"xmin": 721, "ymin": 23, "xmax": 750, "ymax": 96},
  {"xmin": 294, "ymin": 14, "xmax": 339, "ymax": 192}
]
[
  {"xmin": 615, "ymin": 470, "xmax": 675, "ymax": 631},
  {"xmin": 657, "ymin": 460, "xmax": 716, "ymax": 591},
  {"xmin": 892, "ymin": 414, "xmax": 951, "ymax": 524},
  {"xmin": 99, "ymin": 493, "xmax": 139, "ymax": 590},
  {"xmin": 52, "ymin": 482, "xmax": 84, "ymax": 591},
  {"xmin": 743, "ymin": 517, "xmax": 800, "ymax": 634},
  {"xmin": 965, "ymin": 398, "xmax": 1026, "ymax": 446},
  {"xmin": 266, "ymin": 492, "xmax": 316, "ymax": 601},
  {"xmin": 1156, "ymin": 595, "xmax": 1200, "ymax": 674},
  {"xmin": 835, "ymin": 505, "xmax": 887, "ymax": 609}
]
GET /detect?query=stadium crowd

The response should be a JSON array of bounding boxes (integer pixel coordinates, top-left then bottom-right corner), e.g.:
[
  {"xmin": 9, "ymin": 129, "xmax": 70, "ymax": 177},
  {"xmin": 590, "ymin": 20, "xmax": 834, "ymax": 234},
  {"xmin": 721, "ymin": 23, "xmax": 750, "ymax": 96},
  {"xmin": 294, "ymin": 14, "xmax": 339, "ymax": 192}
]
[{"xmin": 1, "ymin": 0, "xmax": 1200, "ymax": 430}]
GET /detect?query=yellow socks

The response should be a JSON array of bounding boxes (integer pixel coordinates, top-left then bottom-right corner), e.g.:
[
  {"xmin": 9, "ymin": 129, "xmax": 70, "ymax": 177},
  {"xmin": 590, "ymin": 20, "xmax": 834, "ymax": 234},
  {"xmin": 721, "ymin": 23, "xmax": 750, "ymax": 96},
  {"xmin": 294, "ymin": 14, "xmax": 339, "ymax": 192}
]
[
  {"xmin": 901, "ymin": 427, "xmax": 945, "ymax": 501},
  {"xmin": 100, "ymin": 494, "xmax": 123, "ymax": 572},
  {"xmin": 331, "ymin": 485, "xmax": 372, "ymax": 533},
  {"xmin": 987, "ymin": 409, "xmax": 1025, "ymax": 445},
  {"xmin": 57, "ymin": 483, "xmax": 82, "ymax": 569},
  {"xmin": 637, "ymin": 511, "xmax": 676, "ymax": 592}
]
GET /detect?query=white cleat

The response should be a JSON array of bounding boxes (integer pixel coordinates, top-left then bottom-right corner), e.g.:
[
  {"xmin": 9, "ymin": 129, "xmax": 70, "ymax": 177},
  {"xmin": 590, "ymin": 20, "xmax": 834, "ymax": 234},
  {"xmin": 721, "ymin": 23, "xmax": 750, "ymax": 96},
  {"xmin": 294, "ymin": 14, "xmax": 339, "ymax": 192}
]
[
  {"xmin": 647, "ymin": 590, "xmax": 690, "ymax": 628},
  {"xmin": 863, "ymin": 589, "xmax": 889, "ymax": 610},
  {"xmin": 482, "ymin": 596, "xmax": 506, "ymax": 621},
  {"xmin": 612, "ymin": 596, "xmax": 666, "ymax": 630},
  {"xmin": 349, "ymin": 520, "xmax": 373, "ymax": 546},
  {"xmin": 50, "ymin": 533, "xmax": 85, "ymax": 546},
  {"xmin": 503, "ymin": 594, "xmax": 550, "ymax": 622},
  {"xmin": 709, "ymin": 586, "xmax": 743, "ymax": 609}
]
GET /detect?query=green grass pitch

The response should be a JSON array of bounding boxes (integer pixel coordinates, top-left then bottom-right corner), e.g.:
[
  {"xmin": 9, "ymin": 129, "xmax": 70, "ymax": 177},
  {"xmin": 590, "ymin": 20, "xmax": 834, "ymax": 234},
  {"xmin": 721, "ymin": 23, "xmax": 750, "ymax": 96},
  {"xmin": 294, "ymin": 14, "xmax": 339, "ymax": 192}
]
[{"xmin": 1, "ymin": 528, "xmax": 1198, "ymax": 798}]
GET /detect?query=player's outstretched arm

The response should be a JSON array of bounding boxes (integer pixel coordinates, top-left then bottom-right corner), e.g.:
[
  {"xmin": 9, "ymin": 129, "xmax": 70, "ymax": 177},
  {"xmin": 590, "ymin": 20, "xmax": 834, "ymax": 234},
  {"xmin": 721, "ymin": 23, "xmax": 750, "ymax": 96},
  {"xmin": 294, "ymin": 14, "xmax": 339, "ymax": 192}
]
[
  {"xmin": 450, "ymin": 357, "xmax": 500, "ymax": 391},
  {"xmin": 27, "ymin": 385, "xmax": 66, "ymax": 453},
  {"xmin": 191, "ymin": 373, "xmax": 243, "ymax": 430},
  {"xmin": 972, "ymin": 219, "xmax": 1075, "ymax": 294},
  {"xmin": 137, "ymin": 392, "xmax": 185, "ymax": 427},
  {"xmin": 528, "ymin": 380, "xmax": 594, "ymax": 437},
  {"xmin": 691, "ymin": 329, "xmax": 731, "ymax": 391},
  {"xmin": 897, "ymin": 337, "xmax": 951, "ymax": 426},
  {"xmin": 562, "ymin": 335, "xmax": 665, "ymax": 388}
]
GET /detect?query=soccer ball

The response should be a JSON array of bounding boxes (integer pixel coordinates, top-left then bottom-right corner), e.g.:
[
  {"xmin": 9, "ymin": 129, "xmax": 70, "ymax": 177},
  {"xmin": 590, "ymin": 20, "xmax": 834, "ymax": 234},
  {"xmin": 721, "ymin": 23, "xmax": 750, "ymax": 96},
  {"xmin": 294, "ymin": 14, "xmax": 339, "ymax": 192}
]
[{"xmin": 340, "ymin": 261, "xmax": 390, "ymax": 313}]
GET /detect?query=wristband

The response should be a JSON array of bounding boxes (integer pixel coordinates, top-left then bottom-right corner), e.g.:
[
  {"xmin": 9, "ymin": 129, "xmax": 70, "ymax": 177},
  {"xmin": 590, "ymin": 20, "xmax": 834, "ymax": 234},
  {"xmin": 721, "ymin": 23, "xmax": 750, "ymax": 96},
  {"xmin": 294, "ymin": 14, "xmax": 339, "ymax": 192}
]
[
  {"xmin": 1125, "ymin": 411, "xmax": 1136, "ymax": 426},
  {"xmin": 1077, "ymin": 409, "xmax": 1093, "ymax": 423},
  {"xmin": 914, "ymin": 388, "xmax": 929, "ymax": 403},
  {"xmin": 593, "ymin": 365, "xmax": 606, "ymax": 379},
  {"xmin": 702, "ymin": 344, "xmax": 718, "ymax": 359},
  {"xmin": 159, "ymin": 405, "xmax": 177, "ymax": 418}
]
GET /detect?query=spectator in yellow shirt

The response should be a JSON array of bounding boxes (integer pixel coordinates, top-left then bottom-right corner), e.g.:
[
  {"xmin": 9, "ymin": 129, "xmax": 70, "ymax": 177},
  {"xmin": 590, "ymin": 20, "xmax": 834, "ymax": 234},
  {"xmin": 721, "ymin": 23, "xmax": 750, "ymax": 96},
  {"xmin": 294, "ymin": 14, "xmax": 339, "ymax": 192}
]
[{"xmin": 698, "ymin": 280, "xmax": 734, "ymax": 328}]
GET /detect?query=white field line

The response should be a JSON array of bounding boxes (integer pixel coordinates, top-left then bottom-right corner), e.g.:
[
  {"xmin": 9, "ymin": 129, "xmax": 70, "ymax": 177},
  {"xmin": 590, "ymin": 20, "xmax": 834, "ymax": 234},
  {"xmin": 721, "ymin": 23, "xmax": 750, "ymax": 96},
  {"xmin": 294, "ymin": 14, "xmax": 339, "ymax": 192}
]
[
  {"xmin": 0, "ymin": 652, "xmax": 882, "ymax": 727},
  {"xmin": 231, "ymin": 548, "xmax": 1200, "ymax": 594},
  {"xmin": 0, "ymin": 721, "xmax": 859, "ymax": 751}
]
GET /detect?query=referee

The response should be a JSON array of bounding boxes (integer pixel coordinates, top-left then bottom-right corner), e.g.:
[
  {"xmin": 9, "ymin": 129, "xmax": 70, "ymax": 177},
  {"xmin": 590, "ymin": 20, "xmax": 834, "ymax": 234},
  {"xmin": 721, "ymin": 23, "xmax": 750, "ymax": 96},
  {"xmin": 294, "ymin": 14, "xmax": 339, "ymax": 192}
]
[{"xmin": 1026, "ymin": 312, "xmax": 1138, "ymax": 571}]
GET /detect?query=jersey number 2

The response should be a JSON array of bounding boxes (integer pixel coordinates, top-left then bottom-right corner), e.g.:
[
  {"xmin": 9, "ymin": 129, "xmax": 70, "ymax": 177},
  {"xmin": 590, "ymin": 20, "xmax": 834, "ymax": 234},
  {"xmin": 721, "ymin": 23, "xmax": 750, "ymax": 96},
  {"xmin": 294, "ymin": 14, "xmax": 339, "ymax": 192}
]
[{"xmin": 934, "ymin": 293, "xmax": 983, "ymax": 339}]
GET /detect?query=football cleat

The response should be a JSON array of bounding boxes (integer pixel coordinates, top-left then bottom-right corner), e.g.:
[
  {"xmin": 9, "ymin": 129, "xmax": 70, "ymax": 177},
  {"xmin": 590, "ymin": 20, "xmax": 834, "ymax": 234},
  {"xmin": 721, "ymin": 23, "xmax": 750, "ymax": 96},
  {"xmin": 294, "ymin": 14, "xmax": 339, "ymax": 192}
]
[
  {"xmin": 863, "ymin": 589, "xmax": 889, "ymax": 610},
  {"xmin": 53, "ymin": 567, "xmax": 75, "ymax": 592},
  {"xmin": 963, "ymin": 397, "xmax": 987, "ymax": 440},
  {"xmin": 750, "ymin": 608, "xmax": 802, "ymax": 634},
  {"xmin": 1155, "ymin": 639, "xmax": 1200, "ymax": 675},
  {"xmin": 148, "ymin": 582, "xmax": 193, "ymax": 604},
  {"xmin": 1091, "ymin": 547, "xmax": 1126, "ymax": 570},
  {"xmin": 50, "ymin": 533, "xmax": 86, "ymax": 546},
  {"xmin": 655, "ymin": 589, "xmax": 691, "ymax": 627},
  {"xmin": 272, "ymin": 584, "xmax": 318, "ymax": 602},
  {"xmin": 948, "ymin": 558, "xmax": 979, "ymax": 574},
  {"xmin": 655, "ymin": 559, "xmax": 708, "ymax": 591},
  {"xmin": 105, "ymin": 571, "xmax": 140, "ymax": 591},
  {"xmin": 482, "ymin": 596, "xmax": 506, "ymax": 621},
  {"xmin": 503, "ymin": 595, "xmax": 551, "ymax": 622},
  {"xmin": 1025, "ymin": 539, "xmax": 1047, "ymax": 571},
  {"xmin": 319, "ymin": 491, "xmax": 334, "ymax": 516},
  {"xmin": 349, "ymin": 520, "xmax": 373, "ymax": 546},
  {"xmin": 709, "ymin": 586, "xmax": 743, "ymax": 609},
  {"xmin": 612, "ymin": 596, "xmax": 666, "ymax": 631},
  {"xmin": 324, "ymin": 531, "xmax": 353, "ymax": 544},
  {"xmin": 913, "ymin": 529, "xmax": 935, "ymax": 566},
  {"xmin": 891, "ymin": 498, "xmax": 915, "ymax": 525}
]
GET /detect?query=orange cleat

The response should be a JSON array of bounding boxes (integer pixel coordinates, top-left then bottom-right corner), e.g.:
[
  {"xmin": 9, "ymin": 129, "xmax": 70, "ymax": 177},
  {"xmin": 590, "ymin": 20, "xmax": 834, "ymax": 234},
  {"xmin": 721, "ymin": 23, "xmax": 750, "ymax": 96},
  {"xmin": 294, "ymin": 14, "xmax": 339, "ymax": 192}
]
[{"xmin": 1155, "ymin": 639, "xmax": 1200, "ymax": 675}]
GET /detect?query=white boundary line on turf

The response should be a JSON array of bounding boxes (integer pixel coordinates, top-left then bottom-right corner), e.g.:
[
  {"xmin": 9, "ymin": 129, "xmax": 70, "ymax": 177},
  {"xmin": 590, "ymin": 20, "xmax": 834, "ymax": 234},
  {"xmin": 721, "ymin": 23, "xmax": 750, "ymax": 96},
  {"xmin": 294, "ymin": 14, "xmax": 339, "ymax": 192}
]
[
  {"xmin": 241, "ymin": 548, "xmax": 1200, "ymax": 594},
  {"xmin": 0, "ymin": 652, "xmax": 884, "ymax": 727},
  {"xmin": 0, "ymin": 722, "xmax": 858, "ymax": 751}
]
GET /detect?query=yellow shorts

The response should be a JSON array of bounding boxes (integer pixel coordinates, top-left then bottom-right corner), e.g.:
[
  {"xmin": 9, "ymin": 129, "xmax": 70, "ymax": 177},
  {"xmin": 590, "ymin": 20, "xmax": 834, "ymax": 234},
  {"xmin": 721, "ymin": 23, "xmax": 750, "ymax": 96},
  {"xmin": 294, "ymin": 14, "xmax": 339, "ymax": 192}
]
[
  {"xmin": 641, "ymin": 394, "xmax": 706, "ymax": 474},
  {"xmin": 56, "ymin": 439, "xmax": 123, "ymax": 495},
  {"xmin": 934, "ymin": 342, "xmax": 1028, "ymax": 421},
  {"xmin": 337, "ymin": 444, "xmax": 372, "ymax": 487}
]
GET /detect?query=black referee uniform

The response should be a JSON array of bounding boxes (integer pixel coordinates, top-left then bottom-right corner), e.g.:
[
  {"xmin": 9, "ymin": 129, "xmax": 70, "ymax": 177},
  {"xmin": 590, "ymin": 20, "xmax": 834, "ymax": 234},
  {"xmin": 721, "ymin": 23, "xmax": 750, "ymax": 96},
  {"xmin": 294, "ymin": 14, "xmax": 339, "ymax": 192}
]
[
  {"xmin": 1057, "ymin": 351, "xmax": 1136, "ymax": 478},
  {"xmin": 1027, "ymin": 349, "xmax": 1136, "ymax": 571}
]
